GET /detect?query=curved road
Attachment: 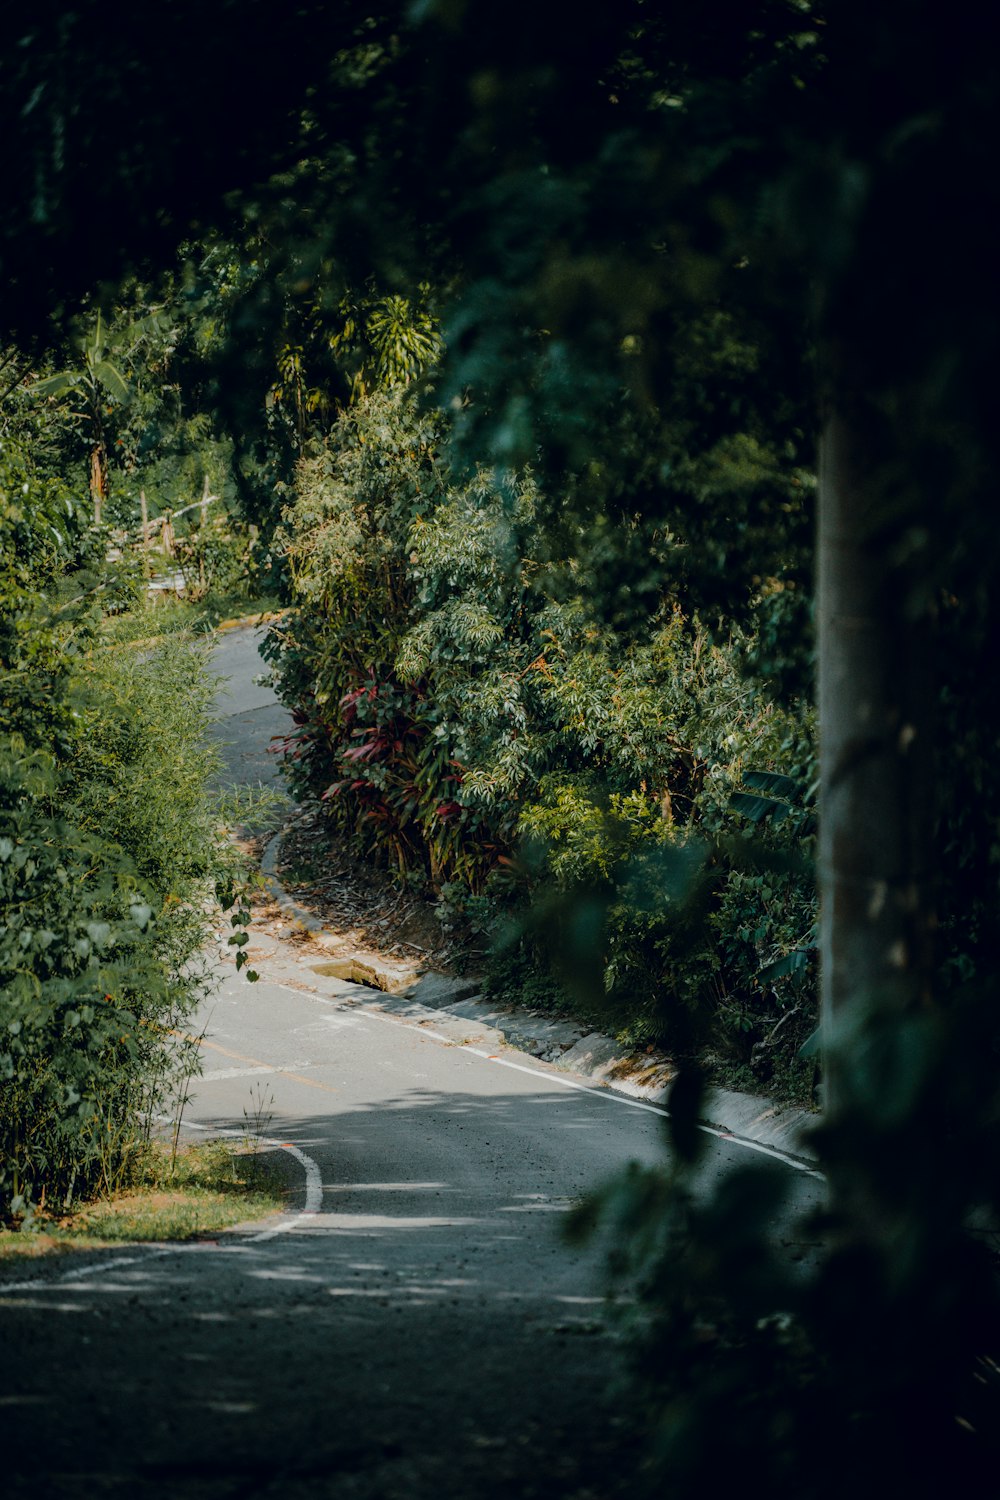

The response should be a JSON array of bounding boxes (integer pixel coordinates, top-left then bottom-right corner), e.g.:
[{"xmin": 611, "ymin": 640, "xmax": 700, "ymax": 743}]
[{"xmin": 0, "ymin": 625, "xmax": 821, "ymax": 1498}]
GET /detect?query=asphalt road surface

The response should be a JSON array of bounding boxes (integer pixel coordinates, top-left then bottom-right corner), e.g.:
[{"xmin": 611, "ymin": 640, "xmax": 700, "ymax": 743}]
[
  {"xmin": 0, "ymin": 625, "xmax": 822, "ymax": 1498},
  {"xmin": 206, "ymin": 622, "xmax": 293, "ymax": 792}
]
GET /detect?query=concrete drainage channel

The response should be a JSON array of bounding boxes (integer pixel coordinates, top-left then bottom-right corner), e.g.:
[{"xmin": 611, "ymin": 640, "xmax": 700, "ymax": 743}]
[{"xmin": 259, "ymin": 824, "xmax": 821, "ymax": 1177}]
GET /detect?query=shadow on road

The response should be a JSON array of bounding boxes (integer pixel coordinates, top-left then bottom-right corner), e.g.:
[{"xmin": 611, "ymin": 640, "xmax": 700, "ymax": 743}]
[{"xmin": 1, "ymin": 1087, "xmax": 646, "ymax": 1500}]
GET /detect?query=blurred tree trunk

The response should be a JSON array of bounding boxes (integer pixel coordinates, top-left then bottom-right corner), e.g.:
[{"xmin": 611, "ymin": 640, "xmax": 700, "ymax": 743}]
[{"xmin": 817, "ymin": 379, "xmax": 935, "ymax": 1114}]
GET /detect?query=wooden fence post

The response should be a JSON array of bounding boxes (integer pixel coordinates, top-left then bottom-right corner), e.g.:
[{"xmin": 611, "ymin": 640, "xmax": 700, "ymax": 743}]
[
  {"xmin": 139, "ymin": 490, "xmax": 151, "ymax": 585},
  {"xmin": 199, "ymin": 475, "xmax": 211, "ymax": 593}
]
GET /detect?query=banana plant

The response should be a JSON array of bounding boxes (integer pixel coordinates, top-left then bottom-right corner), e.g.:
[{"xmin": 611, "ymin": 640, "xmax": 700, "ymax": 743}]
[{"xmin": 30, "ymin": 311, "xmax": 132, "ymax": 526}]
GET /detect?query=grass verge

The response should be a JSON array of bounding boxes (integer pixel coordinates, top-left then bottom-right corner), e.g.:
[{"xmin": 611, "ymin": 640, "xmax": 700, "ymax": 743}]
[
  {"xmin": 100, "ymin": 591, "xmax": 283, "ymax": 648},
  {"xmin": 0, "ymin": 1139, "xmax": 288, "ymax": 1261}
]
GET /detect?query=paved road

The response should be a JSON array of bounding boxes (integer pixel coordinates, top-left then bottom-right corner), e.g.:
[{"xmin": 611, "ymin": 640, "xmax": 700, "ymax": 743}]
[
  {"xmin": 207, "ymin": 622, "xmax": 293, "ymax": 792},
  {"xmin": 0, "ymin": 625, "xmax": 822, "ymax": 1498}
]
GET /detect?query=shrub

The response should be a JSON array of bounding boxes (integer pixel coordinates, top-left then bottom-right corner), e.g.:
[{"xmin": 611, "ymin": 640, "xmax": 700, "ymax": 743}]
[
  {"xmin": 1, "ymin": 434, "xmax": 242, "ymax": 1218},
  {"xmin": 0, "ymin": 748, "xmax": 198, "ymax": 1211},
  {"xmin": 268, "ymin": 388, "xmax": 819, "ymax": 1089}
]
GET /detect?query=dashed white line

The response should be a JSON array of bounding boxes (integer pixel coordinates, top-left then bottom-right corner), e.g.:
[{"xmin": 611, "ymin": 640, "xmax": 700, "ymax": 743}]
[{"xmin": 200, "ymin": 1066, "xmax": 281, "ymax": 1082}]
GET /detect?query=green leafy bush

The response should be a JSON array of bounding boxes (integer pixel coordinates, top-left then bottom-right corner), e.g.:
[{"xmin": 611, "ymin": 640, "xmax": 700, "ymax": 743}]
[
  {"xmin": 267, "ymin": 388, "xmax": 819, "ymax": 1088},
  {"xmin": 0, "ymin": 750, "xmax": 192, "ymax": 1212},
  {"xmin": 266, "ymin": 390, "xmax": 507, "ymax": 888},
  {"xmin": 1, "ymin": 434, "xmax": 241, "ymax": 1218},
  {"xmin": 172, "ymin": 514, "xmax": 256, "ymax": 601}
]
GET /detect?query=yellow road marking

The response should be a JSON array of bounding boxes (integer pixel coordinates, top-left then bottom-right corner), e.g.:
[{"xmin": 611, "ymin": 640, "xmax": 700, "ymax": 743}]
[{"xmin": 188, "ymin": 1035, "xmax": 338, "ymax": 1095}]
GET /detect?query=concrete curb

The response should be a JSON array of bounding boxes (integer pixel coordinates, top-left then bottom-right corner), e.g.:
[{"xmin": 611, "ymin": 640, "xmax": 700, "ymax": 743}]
[
  {"xmin": 259, "ymin": 824, "xmax": 819, "ymax": 1170},
  {"xmin": 259, "ymin": 823, "xmax": 423, "ymax": 981},
  {"xmin": 213, "ymin": 608, "xmax": 290, "ymax": 636}
]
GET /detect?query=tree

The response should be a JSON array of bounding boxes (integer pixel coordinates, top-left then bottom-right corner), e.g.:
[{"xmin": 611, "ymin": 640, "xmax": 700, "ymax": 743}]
[
  {"xmin": 0, "ymin": 2, "xmax": 396, "ymax": 342},
  {"xmin": 29, "ymin": 312, "xmax": 131, "ymax": 525},
  {"xmin": 0, "ymin": 428, "xmax": 226, "ymax": 1216}
]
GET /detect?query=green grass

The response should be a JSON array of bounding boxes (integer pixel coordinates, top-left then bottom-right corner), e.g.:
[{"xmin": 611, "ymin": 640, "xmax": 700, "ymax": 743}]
[
  {"xmin": 0, "ymin": 1140, "xmax": 288, "ymax": 1260},
  {"xmin": 99, "ymin": 591, "xmax": 284, "ymax": 648}
]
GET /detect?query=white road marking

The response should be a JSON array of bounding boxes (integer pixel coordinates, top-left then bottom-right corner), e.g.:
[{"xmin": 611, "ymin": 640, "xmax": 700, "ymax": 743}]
[
  {"xmin": 274, "ymin": 982, "xmax": 823, "ymax": 1179},
  {"xmin": 200, "ymin": 1066, "xmax": 281, "ymax": 1082},
  {"xmin": 175, "ymin": 1118, "xmax": 324, "ymax": 1243},
  {"xmin": 0, "ymin": 1122, "xmax": 325, "ymax": 1294},
  {"xmin": 1, "ymin": 1249, "xmax": 175, "ymax": 1295}
]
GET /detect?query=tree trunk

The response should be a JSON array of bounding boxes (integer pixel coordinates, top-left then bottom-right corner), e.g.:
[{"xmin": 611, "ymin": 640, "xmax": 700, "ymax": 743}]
[
  {"xmin": 817, "ymin": 393, "xmax": 934, "ymax": 1115},
  {"xmin": 89, "ymin": 443, "xmax": 108, "ymax": 527}
]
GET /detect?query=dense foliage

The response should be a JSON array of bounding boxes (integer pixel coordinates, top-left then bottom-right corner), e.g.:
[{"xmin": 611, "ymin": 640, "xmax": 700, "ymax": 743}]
[
  {"xmin": 266, "ymin": 387, "xmax": 817, "ymax": 1085},
  {"xmin": 0, "ymin": 426, "xmax": 244, "ymax": 1218}
]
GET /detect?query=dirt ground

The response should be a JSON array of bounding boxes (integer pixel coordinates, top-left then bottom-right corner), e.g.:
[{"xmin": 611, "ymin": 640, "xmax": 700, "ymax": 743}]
[{"xmin": 257, "ymin": 810, "xmax": 484, "ymax": 979}]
